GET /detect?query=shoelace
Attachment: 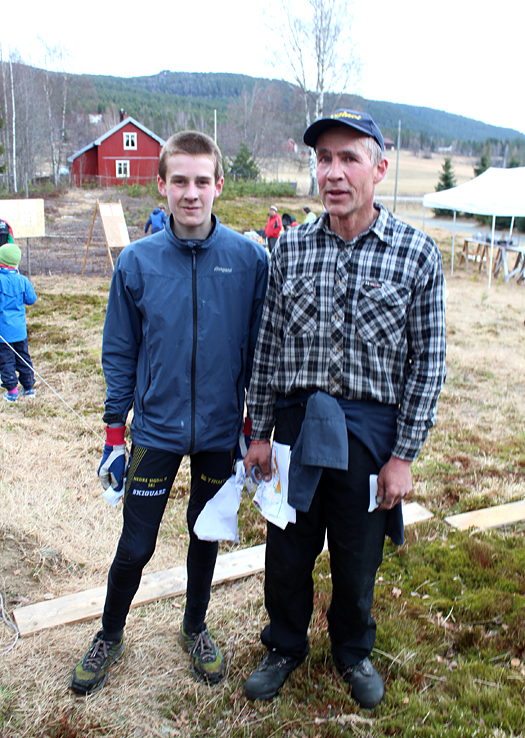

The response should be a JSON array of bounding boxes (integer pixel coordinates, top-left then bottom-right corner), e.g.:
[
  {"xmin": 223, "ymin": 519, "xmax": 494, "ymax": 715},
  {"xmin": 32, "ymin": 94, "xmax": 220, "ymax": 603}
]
[
  {"xmin": 84, "ymin": 637, "xmax": 112, "ymax": 669},
  {"xmin": 341, "ymin": 659, "xmax": 369, "ymax": 679},
  {"xmin": 191, "ymin": 630, "xmax": 215, "ymax": 662},
  {"xmin": 262, "ymin": 652, "xmax": 294, "ymax": 670}
]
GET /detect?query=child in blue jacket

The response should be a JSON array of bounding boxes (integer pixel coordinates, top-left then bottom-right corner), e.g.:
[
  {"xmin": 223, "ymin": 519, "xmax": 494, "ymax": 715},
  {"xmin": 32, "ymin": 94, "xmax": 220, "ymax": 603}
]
[
  {"xmin": 144, "ymin": 205, "xmax": 168, "ymax": 234},
  {"xmin": 0, "ymin": 243, "xmax": 37, "ymax": 402}
]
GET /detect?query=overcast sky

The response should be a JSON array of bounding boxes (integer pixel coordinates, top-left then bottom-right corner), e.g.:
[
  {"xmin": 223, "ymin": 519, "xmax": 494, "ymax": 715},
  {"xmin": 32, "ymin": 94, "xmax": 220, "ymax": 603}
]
[{"xmin": 3, "ymin": 0, "xmax": 524, "ymax": 135}]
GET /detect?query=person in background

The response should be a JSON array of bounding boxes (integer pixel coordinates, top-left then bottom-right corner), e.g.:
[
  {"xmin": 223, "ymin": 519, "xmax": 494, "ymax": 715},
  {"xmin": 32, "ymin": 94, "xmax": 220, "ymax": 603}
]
[
  {"xmin": 0, "ymin": 243, "xmax": 37, "ymax": 402},
  {"xmin": 264, "ymin": 206, "xmax": 282, "ymax": 252},
  {"xmin": 302, "ymin": 206, "xmax": 317, "ymax": 224},
  {"xmin": 281, "ymin": 213, "xmax": 298, "ymax": 231},
  {"xmin": 243, "ymin": 109, "xmax": 446, "ymax": 709},
  {"xmin": 0, "ymin": 219, "xmax": 15, "ymax": 245},
  {"xmin": 144, "ymin": 204, "xmax": 168, "ymax": 234},
  {"xmin": 69, "ymin": 131, "xmax": 269, "ymax": 696}
]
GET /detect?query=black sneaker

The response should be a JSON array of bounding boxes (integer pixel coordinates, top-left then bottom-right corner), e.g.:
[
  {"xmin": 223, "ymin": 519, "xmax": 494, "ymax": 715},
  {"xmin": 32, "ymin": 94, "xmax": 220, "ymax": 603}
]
[
  {"xmin": 179, "ymin": 624, "xmax": 225, "ymax": 684},
  {"xmin": 244, "ymin": 650, "xmax": 305, "ymax": 701},
  {"xmin": 69, "ymin": 630, "xmax": 125, "ymax": 695},
  {"xmin": 338, "ymin": 657, "xmax": 385, "ymax": 709}
]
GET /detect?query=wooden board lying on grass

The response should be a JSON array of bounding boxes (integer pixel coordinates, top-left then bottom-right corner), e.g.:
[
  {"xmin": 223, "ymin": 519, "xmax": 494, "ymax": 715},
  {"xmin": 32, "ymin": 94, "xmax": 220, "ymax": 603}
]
[
  {"xmin": 444, "ymin": 499, "xmax": 525, "ymax": 531},
  {"xmin": 402, "ymin": 501, "xmax": 434, "ymax": 525},
  {"xmin": 13, "ymin": 502, "xmax": 433, "ymax": 637},
  {"xmin": 14, "ymin": 544, "xmax": 266, "ymax": 637}
]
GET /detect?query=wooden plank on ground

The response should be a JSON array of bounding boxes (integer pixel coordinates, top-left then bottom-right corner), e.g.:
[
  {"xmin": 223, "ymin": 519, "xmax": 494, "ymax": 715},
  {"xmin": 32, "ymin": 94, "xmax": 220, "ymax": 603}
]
[
  {"xmin": 403, "ymin": 501, "xmax": 434, "ymax": 526},
  {"xmin": 14, "ymin": 545, "xmax": 265, "ymax": 637},
  {"xmin": 444, "ymin": 499, "xmax": 525, "ymax": 531},
  {"xmin": 13, "ymin": 501, "xmax": 433, "ymax": 637}
]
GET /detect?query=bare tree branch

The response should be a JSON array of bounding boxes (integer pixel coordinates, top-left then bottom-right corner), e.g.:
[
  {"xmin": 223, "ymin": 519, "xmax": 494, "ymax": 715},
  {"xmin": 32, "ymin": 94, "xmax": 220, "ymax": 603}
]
[{"xmin": 267, "ymin": 0, "xmax": 361, "ymax": 194}]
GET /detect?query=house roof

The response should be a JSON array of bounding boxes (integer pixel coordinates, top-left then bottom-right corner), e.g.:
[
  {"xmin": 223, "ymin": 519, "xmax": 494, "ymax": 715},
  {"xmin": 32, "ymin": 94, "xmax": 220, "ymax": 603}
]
[{"xmin": 68, "ymin": 117, "xmax": 165, "ymax": 162}]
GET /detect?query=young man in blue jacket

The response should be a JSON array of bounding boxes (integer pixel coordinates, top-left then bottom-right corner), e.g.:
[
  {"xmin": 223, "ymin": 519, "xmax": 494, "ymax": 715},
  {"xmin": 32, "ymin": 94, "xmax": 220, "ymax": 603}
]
[{"xmin": 70, "ymin": 131, "xmax": 269, "ymax": 696}]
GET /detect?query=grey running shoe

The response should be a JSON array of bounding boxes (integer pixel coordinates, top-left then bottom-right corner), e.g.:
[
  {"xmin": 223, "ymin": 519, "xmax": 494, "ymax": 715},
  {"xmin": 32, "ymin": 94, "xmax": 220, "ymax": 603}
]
[
  {"xmin": 179, "ymin": 624, "xmax": 225, "ymax": 683},
  {"xmin": 69, "ymin": 630, "xmax": 125, "ymax": 695}
]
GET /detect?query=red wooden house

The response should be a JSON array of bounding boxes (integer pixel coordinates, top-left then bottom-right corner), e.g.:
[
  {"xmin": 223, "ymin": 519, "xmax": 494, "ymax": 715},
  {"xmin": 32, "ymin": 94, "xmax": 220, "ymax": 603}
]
[{"xmin": 68, "ymin": 117, "xmax": 165, "ymax": 187}]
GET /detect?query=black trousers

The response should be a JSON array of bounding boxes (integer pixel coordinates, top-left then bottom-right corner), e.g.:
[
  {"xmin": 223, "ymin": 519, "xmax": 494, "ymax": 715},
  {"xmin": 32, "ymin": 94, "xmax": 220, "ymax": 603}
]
[
  {"xmin": 0, "ymin": 338, "xmax": 34, "ymax": 391},
  {"xmin": 261, "ymin": 404, "xmax": 388, "ymax": 667},
  {"xmin": 102, "ymin": 445, "xmax": 233, "ymax": 636}
]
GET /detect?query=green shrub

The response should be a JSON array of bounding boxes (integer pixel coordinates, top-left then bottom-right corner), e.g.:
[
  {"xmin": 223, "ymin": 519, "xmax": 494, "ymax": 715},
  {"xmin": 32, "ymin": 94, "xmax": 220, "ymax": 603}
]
[{"xmin": 222, "ymin": 179, "xmax": 296, "ymax": 199}]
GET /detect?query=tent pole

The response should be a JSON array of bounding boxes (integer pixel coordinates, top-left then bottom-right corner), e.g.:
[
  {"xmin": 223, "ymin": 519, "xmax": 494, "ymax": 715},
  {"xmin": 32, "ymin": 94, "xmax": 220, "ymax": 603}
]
[
  {"xmin": 451, "ymin": 211, "xmax": 456, "ymax": 277},
  {"xmin": 488, "ymin": 215, "xmax": 496, "ymax": 290},
  {"xmin": 509, "ymin": 215, "xmax": 515, "ymax": 242}
]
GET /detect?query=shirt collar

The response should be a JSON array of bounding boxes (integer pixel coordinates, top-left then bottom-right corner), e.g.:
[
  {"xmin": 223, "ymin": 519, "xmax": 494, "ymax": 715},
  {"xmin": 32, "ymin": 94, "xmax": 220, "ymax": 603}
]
[
  {"xmin": 369, "ymin": 203, "xmax": 396, "ymax": 247},
  {"xmin": 317, "ymin": 202, "xmax": 395, "ymax": 247}
]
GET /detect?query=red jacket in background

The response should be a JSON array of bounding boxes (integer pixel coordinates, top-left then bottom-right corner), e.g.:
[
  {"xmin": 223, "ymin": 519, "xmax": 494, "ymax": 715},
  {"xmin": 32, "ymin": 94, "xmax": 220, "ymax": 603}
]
[{"xmin": 264, "ymin": 213, "xmax": 282, "ymax": 240}]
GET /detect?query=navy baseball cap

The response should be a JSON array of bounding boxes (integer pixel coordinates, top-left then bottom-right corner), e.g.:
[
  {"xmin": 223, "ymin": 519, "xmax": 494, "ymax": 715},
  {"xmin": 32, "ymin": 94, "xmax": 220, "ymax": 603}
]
[{"xmin": 303, "ymin": 109, "xmax": 385, "ymax": 151}]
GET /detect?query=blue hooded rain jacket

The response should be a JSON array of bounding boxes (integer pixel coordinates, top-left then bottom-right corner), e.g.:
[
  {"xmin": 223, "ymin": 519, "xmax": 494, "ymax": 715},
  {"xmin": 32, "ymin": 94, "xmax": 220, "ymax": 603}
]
[{"xmin": 102, "ymin": 216, "xmax": 269, "ymax": 455}]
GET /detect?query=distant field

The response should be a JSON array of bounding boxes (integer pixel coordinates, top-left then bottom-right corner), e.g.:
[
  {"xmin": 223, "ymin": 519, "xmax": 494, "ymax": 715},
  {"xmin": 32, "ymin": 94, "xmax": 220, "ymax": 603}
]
[
  {"xmin": 259, "ymin": 149, "xmax": 482, "ymax": 230},
  {"xmin": 259, "ymin": 149, "xmax": 476, "ymax": 197}
]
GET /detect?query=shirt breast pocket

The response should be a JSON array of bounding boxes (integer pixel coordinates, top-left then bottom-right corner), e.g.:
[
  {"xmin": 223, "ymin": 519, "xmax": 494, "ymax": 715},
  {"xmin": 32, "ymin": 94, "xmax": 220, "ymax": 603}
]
[
  {"xmin": 356, "ymin": 282, "xmax": 410, "ymax": 346},
  {"xmin": 282, "ymin": 277, "xmax": 317, "ymax": 336}
]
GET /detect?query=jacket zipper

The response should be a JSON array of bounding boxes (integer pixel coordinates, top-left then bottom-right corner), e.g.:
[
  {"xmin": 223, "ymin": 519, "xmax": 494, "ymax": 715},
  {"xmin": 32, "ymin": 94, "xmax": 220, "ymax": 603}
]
[{"xmin": 189, "ymin": 247, "xmax": 197, "ymax": 454}]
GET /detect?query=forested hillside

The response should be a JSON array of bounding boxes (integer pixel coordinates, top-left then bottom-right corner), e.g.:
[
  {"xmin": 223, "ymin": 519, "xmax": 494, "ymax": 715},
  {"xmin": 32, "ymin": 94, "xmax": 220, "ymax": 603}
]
[
  {"xmin": 1, "ymin": 63, "xmax": 524, "ymax": 191},
  {"xmin": 82, "ymin": 70, "xmax": 524, "ymax": 148}
]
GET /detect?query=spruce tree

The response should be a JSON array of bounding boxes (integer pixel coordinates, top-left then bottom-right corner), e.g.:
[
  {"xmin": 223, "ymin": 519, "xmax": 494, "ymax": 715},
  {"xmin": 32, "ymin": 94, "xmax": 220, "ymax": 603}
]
[
  {"xmin": 474, "ymin": 152, "xmax": 491, "ymax": 177},
  {"xmin": 433, "ymin": 157, "xmax": 457, "ymax": 217},
  {"xmin": 228, "ymin": 143, "xmax": 259, "ymax": 181}
]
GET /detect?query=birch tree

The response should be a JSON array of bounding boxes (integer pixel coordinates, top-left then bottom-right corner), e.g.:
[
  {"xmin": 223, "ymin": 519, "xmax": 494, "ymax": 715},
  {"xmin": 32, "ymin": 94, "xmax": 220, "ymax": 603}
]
[
  {"xmin": 0, "ymin": 46, "xmax": 10, "ymax": 186},
  {"xmin": 221, "ymin": 82, "xmax": 286, "ymax": 161},
  {"xmin": 40, "ymin": 39, "xmax": 70, "ymax": 186},
  {"xmin": 9, "ymin": 56, "xmax": 46, "ymax": 191},
  {"xmin": 9, "ymin": 56, "xmax": 16, "ymax": 192},
  {"xmin": 0, "ymin": 107, "xmax": 6, "ymax": 179},
  {"xmin": 0, "ymin": 50, "xmax": 45, "ymax": 191},
  {"xmin": 269, "ymin": 0, "xmax": 361, "ymax": 194}
]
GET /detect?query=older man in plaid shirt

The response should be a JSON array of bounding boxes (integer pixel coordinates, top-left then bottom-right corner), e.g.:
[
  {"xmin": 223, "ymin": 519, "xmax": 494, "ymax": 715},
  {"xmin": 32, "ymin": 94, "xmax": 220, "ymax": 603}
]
[{"xmin": 243, "ymin": 109, "xmax": 446, "ymax": 708}]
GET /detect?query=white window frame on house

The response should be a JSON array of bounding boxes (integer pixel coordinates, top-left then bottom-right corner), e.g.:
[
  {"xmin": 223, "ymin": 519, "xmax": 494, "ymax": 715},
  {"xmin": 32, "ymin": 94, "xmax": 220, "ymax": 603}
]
[
  {"xmin": 123, "ymin": 132, "xmax": 137, "ymax": 150},
  {"xmin": 116, "ymin": 160, "xmax": 130, "ymax": 178}
]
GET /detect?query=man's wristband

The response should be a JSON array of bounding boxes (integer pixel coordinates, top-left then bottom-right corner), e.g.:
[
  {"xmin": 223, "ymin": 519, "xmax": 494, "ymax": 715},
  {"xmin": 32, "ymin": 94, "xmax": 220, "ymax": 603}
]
[
  {"xmin": 106, "ymin": 426, "xmax": 126, "ymax": 446},
  {"xmin": 250, "ymin": 439, "xmax": 270, "ymax": 445}
]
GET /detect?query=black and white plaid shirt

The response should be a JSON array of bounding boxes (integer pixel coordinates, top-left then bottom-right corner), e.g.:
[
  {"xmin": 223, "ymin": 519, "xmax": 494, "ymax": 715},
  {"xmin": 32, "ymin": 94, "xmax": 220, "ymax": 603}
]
[{"xmin": 247, "ymin": 203, "xmax": 446, "ymax": 461}]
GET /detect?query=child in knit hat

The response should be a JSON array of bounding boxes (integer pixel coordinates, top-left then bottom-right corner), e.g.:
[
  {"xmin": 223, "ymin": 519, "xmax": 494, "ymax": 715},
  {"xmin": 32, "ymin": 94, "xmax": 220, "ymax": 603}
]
[{"xmin": 0, "ymin": 242, "xmax": 37, "ymax": 402}]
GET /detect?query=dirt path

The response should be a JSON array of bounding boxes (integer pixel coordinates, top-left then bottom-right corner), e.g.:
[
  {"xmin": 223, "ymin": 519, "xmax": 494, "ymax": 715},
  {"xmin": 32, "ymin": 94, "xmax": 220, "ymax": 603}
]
[{"xmin": 20, "ymin": 189, "xmax": 146, "ymax": 277}]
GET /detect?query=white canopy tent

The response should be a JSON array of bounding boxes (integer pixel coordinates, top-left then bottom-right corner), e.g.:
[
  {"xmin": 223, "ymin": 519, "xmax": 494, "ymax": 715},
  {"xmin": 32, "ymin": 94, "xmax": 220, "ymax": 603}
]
[{"xmin": 422, "ymin": 167, "xmax": 525, "ymax": 288}]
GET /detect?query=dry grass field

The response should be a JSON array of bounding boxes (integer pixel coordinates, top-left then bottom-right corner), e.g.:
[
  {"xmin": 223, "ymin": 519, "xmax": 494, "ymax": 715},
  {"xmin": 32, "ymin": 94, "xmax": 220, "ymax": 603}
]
[
  {"xmin": 1, "ymin": 175, "xmax": 525, "ymax": 736},
  {"xmin": 259, "ymin": 149, "xmax": 476, "ymax": 198},
  {"xmin": 260, "ymin": 149, "xmax": 482, "ymax": 236}
]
